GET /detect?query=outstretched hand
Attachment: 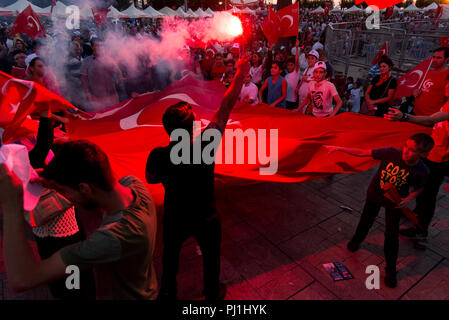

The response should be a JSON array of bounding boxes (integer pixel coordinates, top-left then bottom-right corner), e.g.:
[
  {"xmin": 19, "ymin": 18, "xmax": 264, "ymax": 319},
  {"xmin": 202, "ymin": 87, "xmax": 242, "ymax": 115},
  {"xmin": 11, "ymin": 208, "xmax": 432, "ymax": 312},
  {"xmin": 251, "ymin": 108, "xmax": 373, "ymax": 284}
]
[
  {"xmin": 236, "ymin": 55, "xmax": 251, "ymax": 75},
  {"xmin": 323, "ymin": 145, "xmax": 340, "ymax": 156},
  {"xmin": 384, "ymin": 108, "xmax": 403, "ymax": 122}
]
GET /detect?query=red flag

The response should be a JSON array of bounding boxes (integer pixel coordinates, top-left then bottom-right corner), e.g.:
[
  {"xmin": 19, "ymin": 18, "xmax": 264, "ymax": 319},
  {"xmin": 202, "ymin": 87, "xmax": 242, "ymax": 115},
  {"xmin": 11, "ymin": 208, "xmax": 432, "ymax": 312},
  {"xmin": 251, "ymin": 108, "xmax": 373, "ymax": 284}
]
[
  {"xmin": 11, "ymin": 6, "xmax": 45, "ymax": 40},
  {"xmin": 371, "ymin": 42, "xmax": 388, "ymax": 65},
  {"xmin": 355, "ymin": 0, "xmax": 401, "ymax": 11},
  {"xmin": 384, "ymin": 6, "xmax": 394, "ymax": 19},
  {"xmin": 324, "ymin": 3, "xmax": 331, "ymax": 17},
  {"xmin": 433, "ymin": 5, "xmax": 443, "ymax": 25},
  {"xmin": 277, "ymin": 2, "xmax": 299, "ymax": 38},
  {"xmin": 262, "ymin": 6, "xmax": 280, "ymax": 45},
  {"xmin": 0, "ymin": 71, "xmax": 76, "ymax": 144},
  {"xmin": 92, "ymin": 8, "xmax": 110, "ymax": 26},
  {"xmin": 65, "ymin": 74, "xmax": 430, "ymax": 211},
  {"xmin": 435, "ymin": 5, "xmax": 443, "ymax": 19},
  {"xmin": 394, "ymin": 58, "xmax": 432, "ymax": 99},
  {"xmin": 441, "ymin": 36, "xmax": 449, "ymax": 47}
]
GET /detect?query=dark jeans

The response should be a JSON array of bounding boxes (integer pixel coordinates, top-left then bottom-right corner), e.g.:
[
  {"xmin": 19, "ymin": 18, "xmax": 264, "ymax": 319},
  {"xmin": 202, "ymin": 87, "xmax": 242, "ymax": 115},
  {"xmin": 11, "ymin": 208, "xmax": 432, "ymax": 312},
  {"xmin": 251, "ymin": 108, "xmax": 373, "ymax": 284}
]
[
  {"xmin": 35, "ymin": 233, "xmax": 96, "ymax": 300},
  {"xmin": 415, "ymin": 159, "xmax": 449, "ymax": 232},
  {"xmin": 351, "ymin": 199, "xmax": 401, "ymax": 273},
  {"xmin": 159, "ymin": 215, "xmax": 222, "ymax": 300}
]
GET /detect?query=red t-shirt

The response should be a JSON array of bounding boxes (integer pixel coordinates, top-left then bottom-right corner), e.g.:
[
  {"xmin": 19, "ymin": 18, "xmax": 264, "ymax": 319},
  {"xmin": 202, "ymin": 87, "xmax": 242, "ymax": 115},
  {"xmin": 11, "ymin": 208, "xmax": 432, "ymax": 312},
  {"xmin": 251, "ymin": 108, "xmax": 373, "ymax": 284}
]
[
  {"xmin": 210, "ymin": 65, "xmax": 226, "ymax": 80},
  {"xmin": 414, "ymin": 68, "xmax": 449, "ymax": 116},
  {"xmin": 429, "ymin": 101, "xmax": 449, "ymax": 163},
  {"xmin": 11, "ymin": 66, "xmax": 27, "ymax": 79}
]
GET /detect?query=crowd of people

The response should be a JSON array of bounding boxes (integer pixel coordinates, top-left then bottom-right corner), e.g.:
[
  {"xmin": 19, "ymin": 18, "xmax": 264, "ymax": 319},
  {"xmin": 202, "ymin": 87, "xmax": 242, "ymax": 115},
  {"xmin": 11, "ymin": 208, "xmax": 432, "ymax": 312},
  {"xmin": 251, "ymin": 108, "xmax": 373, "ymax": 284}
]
[{"xmin": 0, "ymin": 6, "xmax": 449, "ymax": 300}]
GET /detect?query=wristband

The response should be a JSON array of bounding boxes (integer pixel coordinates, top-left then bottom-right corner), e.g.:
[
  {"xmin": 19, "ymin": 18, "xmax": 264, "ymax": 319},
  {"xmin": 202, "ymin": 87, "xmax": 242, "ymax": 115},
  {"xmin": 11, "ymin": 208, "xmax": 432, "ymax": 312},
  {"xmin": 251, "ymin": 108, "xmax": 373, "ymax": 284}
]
[{"xmin": 400, "ymin": 112, "xmax": 409, "ymax": 122}]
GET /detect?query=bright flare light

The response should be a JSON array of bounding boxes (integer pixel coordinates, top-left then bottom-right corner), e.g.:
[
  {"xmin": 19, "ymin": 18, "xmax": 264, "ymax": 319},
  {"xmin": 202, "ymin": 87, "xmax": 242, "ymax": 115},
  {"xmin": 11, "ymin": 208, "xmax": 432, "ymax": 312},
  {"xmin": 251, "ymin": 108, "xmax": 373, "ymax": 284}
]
[{"xmin": 227, "ymin": 15, "xmax": 243, "ymax": 37}]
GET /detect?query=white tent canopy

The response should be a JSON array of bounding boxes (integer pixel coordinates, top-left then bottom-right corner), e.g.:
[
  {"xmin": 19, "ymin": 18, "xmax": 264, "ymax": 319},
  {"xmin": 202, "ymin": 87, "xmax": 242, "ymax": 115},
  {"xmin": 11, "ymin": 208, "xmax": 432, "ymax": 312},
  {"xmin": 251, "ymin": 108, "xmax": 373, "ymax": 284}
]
[
  {"xmin": 120, "ymin": 4, "xmax": 150, "ymax": 18},
  {"xmin": 144, "ymin": 6, "xmax": 164, "ymax": 18},
  {"xmin": 159, "ymin": 6, "xmax": 178, "ymax": 17},
  {"xmin": 404, "ymin": 4, "xmax": 421, "ymax": 12},
  {"xmin": 195, "ymin": 8, "xmax": 209, "ymax": 17},
  {"xmin": 108, "ymin": 6, "xmax": 124, "ymax": 19},
  {"xmin": 2, "ymin": 0, "xmax": 50, "ymax": 15},
  {"xmin": 205, "ymin": 8, "xmax": 215, "ymax": 15},
  {"xmin": 230, "ymin": 6, "xmax": 241, "ymax": 13},
  {"xmin": 241, "ymin": 7, "xmax": 255, "ymax": 14},
  {"xmin": 330, "ymin": 6, "xmax": 342, "ymax": 13},
  {"xmin": 344, "ymin": 5, "xmax": 363, "ymax": 14},
  {"xmin": 175, "ymin": 7, "xmax": 187, "ymax": 18},
  {"xmin": 185, "ymin": 8, "xmax": 198, "ymax": 18},
  {"xmin": 380, "ymin": 5, "xmax": 400, "ymax": 13},
  {"xmin": 311, "ymin": 6, "xmax": 324, "ymax": 14},
  {"xmin": 423, "ymin": 2, "xmax": 438, "ymax": 11},
  {"xmin": 51, "ymin": 1, "xmax": 68, "ymax": 18}
]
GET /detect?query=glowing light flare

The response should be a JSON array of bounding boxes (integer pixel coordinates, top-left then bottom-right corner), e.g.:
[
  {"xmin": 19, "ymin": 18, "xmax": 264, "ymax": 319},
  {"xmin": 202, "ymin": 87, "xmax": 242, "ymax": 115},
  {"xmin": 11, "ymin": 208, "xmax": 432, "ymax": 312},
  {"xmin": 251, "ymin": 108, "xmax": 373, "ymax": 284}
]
[{"xmin": 227, "ymin": 15, "xmax": 243, "ymax": 37}]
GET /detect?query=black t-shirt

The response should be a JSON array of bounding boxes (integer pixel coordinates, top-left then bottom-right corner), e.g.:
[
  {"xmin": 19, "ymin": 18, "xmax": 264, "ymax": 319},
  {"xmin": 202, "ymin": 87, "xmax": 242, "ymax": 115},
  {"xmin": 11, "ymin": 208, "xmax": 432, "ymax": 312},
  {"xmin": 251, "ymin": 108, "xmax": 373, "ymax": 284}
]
[
  {"xmin": 146, "ymin": 122, "xmax": 222, "ymax": 221},
  {"xmin": 367, "ymin": 148, "xmax": 429, "ymax": 207},
  {"xmin": 369, "ymin": 75, "xmax": 397, "ymax": 103}
]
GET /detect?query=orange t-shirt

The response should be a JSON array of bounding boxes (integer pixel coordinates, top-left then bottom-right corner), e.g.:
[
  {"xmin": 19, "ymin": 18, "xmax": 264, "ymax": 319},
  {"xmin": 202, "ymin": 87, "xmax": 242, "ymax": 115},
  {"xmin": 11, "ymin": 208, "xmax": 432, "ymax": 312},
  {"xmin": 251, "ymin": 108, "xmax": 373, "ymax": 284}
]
[
  {"xmin": 414, "ymin": 68, "xmax": 449, "ymax": 116},
  {"xmin": 429, "ymin": 101, "xmax": 449, "ymax": 163}
]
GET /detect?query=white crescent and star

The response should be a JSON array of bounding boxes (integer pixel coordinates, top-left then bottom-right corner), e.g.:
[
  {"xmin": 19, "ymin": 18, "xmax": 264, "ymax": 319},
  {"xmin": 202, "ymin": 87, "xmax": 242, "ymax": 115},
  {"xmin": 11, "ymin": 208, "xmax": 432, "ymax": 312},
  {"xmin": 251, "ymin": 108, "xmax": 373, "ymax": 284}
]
[
  {"xmin": 281, "ymin": 15, "xmax": 294, "ymax": 29},
  {"xmin": 406, "ymin": 70, "xmax": 423, "ymax": 88},
  {"xmin": 27, "ymin": 16, "xmax": 40, "ymax": 31}
]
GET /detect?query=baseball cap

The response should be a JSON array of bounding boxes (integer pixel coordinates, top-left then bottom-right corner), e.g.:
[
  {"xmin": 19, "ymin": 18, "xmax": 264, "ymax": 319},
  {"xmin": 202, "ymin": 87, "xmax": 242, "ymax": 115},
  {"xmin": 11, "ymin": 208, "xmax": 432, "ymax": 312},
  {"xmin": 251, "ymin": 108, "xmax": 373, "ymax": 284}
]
[
  {"xmin": 312, "ymin": 61, "xmax": 327, "ymax": 72},
  {"xmin": 308, "ymin": 50, "xmax": 319, "ymax": 59}
]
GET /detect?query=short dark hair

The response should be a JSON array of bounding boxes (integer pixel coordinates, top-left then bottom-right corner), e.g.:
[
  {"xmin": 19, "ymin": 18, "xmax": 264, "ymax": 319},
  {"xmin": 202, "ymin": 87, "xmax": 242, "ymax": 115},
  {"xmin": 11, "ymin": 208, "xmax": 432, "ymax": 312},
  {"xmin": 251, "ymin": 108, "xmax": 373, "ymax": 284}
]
[
  {"xmin": 286, "ymin": 57, "xmax": 295, "ymax": 65},
  {"xmin": 12, "ymin": 50, "xmax": 26, "ymax": 58},
  {"xmin": 379, "ymin": 56, "xmax": 394, "ymax": 67},
  {"xmin": 215, "ymin": 52, "xmax": 223, "ymax": 58},
  {"xmin": 272, "ymin": 60, "xmax": 283, "ymax": 70},
  {"xmin": 29, "ymin": 57, "xmax": 44, "ymax": 68},
  {"xmin": 434, "ymin": 47, "xmax": 449, "ymax": 59},
  {"xmin": 42, "ymin": 140, "xmax": 115, "ymax": 191},
  {"xmin": 410, "ymin": 133, "xmax": 434, "ymax": 153},
  {"xmin": 162, "ymin": 101, "xmax": 195, "ymax": 136},
  {"xmin": 225, "ymin": 59, "xmax": 235, "ymax": 66}
]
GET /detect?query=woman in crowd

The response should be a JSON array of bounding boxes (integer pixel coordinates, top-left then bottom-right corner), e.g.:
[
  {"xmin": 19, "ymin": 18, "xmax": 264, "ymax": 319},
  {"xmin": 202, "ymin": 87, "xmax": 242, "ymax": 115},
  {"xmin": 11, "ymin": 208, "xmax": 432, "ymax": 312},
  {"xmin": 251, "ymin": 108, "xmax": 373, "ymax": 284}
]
[{"xmin": 364, "ymin": 56, "xmax": 397, "ymax": 117}]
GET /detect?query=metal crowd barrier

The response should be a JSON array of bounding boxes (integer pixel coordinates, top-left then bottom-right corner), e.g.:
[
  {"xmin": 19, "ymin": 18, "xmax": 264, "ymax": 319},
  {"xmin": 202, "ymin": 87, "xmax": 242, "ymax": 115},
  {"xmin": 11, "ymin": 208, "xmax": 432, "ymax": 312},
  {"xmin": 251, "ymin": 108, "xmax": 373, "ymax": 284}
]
[{"xmin": 325, "ymin": 19, "xmax": 449, "ymax": 77}]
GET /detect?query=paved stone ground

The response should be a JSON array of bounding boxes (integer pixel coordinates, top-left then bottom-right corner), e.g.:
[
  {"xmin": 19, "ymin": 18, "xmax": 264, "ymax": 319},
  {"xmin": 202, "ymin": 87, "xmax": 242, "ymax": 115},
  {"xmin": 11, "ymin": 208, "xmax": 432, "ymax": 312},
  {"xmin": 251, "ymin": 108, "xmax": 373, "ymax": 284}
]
[{"xmin": 1, "ymin": 166, "xmax": 449, "ymax": 300}]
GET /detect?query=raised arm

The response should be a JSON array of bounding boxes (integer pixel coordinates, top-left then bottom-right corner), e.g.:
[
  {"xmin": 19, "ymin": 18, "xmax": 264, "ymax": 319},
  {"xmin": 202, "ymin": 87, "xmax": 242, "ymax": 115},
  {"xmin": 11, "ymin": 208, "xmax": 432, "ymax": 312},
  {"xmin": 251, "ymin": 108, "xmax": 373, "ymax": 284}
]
[
  {"xmin": 211, "ymin": 56, "xmax": 251, "ymax": 132},
  {"xmin": 0, "ymin": 164, "xmax": 67, "ymax": 292},
  {"xmin": 325, "ymin": 145, "xmax": 373, "ymax": 157},
  {"xmin": 258, "ymin": 79, "xmax": 268, "ymax": 104},
  {"xmin": 384, "ymin": 108, "xmax": 449, "ymax": 127}
]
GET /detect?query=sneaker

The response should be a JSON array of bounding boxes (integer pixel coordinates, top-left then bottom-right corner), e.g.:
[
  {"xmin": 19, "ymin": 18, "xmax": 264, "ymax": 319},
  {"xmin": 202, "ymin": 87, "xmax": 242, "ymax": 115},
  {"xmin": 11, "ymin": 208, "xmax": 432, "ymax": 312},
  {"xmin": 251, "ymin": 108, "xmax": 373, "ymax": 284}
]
[
  {"xmin": 414, "ymin": 237, "xmax": 428, "ymax": 250},
  {"xmin": 384, "ymin": 269, "xmax": 397, "ymax": 288},
  {"xmin": 347, "ymin": 240, "xmax": 360, "ymax": 252}
]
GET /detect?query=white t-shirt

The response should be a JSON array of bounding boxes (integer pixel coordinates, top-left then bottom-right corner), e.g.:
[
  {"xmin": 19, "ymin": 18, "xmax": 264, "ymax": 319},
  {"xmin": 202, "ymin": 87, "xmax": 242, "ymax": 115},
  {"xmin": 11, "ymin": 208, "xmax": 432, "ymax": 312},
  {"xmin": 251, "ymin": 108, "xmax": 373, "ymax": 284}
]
[
  {"xmin": 348, "ymin": 87, "xmax": 361, "ymax": 113},
  {"xmin": 239, "ymin": 82, "xmax": 259, "ymax": 106},
  {"xmin": 298, "ymin": 54, "xmax": 308, "ymax": 72},
  {"xmin": 250, "ymin": 65, "xmax": 263, "ymax": 85},
  {"xmin": 307, "ymin": 80, "xmax": 339, "ymax": 117},
  {"xmin": 297, "ymin": 66, "xmax": 314, "ymax": 112},
  {"xmin": 285, "ymin": 69, "xmax": 301, "ymax": 102}
]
